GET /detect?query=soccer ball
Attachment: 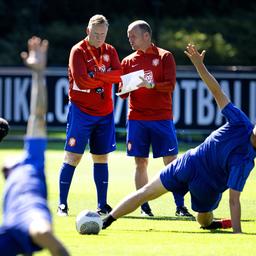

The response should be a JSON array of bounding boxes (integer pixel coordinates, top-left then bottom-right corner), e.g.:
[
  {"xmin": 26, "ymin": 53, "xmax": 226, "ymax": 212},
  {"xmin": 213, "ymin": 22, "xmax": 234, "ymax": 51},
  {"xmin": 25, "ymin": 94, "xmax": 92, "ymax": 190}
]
[{"xmin": 75, "ymin": 210, "xmax": 103, "ymax": 235}]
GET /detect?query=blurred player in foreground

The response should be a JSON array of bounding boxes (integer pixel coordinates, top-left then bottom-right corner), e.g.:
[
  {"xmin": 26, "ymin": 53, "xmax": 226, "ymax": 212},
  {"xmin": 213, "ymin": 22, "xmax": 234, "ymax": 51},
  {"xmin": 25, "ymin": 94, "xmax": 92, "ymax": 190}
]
[
  {"xmin": 0, "ymin": 37, "xmax": 70, "ymax": 255},
  {"xmin": 102, "ymin": 44, "xmax": 256, "ymax": 233}
]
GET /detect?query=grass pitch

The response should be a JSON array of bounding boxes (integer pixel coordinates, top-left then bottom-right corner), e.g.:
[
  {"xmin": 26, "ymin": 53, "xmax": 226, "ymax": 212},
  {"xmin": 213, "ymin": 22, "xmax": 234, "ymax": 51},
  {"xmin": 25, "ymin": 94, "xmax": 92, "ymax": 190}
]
[{"xmin": 1, "ymin": 141, "xmax": 256, "ymax": 256}]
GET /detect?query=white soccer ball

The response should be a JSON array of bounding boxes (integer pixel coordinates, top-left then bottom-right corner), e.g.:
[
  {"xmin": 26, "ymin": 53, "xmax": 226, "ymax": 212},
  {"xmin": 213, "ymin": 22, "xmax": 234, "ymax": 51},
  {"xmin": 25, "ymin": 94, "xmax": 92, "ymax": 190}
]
[{"xmin": 75, "ymin": 210, "xmax": 103, "ymax": 235}]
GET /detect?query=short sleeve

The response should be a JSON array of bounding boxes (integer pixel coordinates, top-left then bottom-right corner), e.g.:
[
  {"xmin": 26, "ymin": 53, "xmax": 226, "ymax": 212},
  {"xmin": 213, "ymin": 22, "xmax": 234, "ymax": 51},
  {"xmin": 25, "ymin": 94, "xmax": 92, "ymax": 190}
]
[
  {"xmin": 222, "ymin": 103, "xmax": 252, "ymax": 129},
  {"xmin": 227, "ymin": 160, "xmax": 254, "ymax": 191}
]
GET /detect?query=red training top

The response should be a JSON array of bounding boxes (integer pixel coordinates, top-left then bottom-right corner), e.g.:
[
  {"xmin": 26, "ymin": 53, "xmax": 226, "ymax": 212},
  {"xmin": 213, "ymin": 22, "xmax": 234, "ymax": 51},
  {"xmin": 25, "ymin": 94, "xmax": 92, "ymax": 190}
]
[
  {"xmin": 68, "ymin": 39, "xmax": 122, "ymax": 116},
  {"xmin": 121, "ymin": 44, "xmax": 176, "ymax": 120}
]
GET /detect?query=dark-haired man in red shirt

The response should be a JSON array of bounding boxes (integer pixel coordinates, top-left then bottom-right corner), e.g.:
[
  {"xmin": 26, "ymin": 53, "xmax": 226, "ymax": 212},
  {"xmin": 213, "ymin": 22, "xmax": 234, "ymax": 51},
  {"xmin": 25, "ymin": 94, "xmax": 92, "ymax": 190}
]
[{"xmin": 119, "ymin": 20, "xmax": 192, "ymax": 217}]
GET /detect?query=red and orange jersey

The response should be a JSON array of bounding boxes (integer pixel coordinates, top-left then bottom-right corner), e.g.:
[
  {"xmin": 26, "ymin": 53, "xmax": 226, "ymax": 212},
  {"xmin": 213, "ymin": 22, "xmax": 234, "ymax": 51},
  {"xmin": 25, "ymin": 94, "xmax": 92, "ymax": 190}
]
[
  {"xmin": 68, "ymin": 39, "xmax": 122, "ymax": 116},
  {"xmin": 121, "ymin": 44, "xmax": 176, "ymax": 120}
]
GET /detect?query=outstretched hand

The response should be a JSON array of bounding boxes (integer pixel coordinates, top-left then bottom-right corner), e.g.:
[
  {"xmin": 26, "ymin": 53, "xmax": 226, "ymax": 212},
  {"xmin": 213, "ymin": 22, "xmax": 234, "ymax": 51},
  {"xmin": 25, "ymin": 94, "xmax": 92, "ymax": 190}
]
[
  {"xmin": 21, "ymin": 36, "xmax": 48, "ymax": 71},
  {"xmin": 184, "ymin": 43, "xmax": 206, "ymax": 67}
]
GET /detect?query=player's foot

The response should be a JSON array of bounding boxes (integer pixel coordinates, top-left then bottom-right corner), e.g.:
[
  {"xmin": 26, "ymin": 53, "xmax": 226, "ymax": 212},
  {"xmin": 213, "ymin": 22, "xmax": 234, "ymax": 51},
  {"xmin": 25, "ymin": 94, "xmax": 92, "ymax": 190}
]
[
  {"xmin": 175, "ymin": 206, "xmax": 193, "ymax": 217},
  {"xmin": 57, "ymin": 204, "xmax": 68, "ymax": 217},
  {"xmin": 141, "ymin": 202, "xmax": 154, "ymax": 217},
  {"xmin": 97, "ymin": 204, "xmax": 112, "ymax": 216},
  {"xmin": 102, "ymin": 214, "xmax": 116, "ymax": 230}
]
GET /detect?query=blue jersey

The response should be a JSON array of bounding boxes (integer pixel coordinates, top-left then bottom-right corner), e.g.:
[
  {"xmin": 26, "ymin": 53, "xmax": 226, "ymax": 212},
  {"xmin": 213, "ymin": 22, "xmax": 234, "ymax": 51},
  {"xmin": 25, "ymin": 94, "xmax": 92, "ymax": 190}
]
[
  {"xmin": 1, "ymin": 138, "xmax": 51, "ymax": 255},
  {"xmin": 191, "ymin": 102, "xmax": 256, "ymax": 192},
  {"xmin": 160, "ymin": 103, "xmax": 256, "ymax": 212}
]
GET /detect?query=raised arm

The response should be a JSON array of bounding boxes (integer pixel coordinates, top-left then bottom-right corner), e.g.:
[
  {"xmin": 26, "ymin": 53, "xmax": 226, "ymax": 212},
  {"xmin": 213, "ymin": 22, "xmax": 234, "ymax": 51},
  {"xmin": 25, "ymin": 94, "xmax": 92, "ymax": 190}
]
[
  {"xmin": 21, "ymin": 36, "xmax": 48, "ymax": 138},
  {"xmin": 184, "ymin": 43, "xmax": 230, "ymax": 110},
  {"xmin": 21, "ymin": 37, "xmax": 70, "ymax": 256}
]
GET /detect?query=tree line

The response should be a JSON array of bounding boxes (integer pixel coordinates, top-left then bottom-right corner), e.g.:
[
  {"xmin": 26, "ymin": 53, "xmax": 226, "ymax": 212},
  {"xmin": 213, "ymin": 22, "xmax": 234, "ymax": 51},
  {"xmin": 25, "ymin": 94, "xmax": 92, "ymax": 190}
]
[{"xmin": 0, "ymin": 0, "xmax": 256, "ymax": 66}]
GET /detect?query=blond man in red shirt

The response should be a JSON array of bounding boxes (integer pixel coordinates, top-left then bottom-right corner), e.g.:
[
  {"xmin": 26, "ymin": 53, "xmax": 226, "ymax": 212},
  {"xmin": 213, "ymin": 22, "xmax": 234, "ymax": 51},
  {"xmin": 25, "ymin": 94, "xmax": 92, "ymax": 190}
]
[{"xmin": 57, "ymin": 14, "xmax": 122, "ymax": 217}]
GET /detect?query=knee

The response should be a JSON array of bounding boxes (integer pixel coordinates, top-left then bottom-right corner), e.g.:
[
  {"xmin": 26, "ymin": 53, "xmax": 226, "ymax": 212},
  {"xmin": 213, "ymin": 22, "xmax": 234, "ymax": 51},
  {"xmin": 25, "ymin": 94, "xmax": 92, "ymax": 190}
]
[
  {"xmin": 91, "ymin": 154, "xmax": 108, "ymax": 163},
  {"xmin": 197, "ymin": 212, "xmax": 213, "ymax": 227},
  {"xmin": 135, "ymin": 157, "xmax": 148, "ymax": 170},
  {"xmin": 163, "ymin": 155, "xmax": 177, "ymax": 166},
  {"xmin": 64, "ymin": 151, "xmax": 82, "ymax": 166}
]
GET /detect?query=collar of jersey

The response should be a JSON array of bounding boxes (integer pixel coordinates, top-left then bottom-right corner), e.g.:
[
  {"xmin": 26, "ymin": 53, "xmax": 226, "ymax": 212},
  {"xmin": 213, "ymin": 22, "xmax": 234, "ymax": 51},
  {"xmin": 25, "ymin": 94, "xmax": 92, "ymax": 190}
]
[{"xmin": 137, "ymin": 43, "xmax": 158, "ymax": 55}]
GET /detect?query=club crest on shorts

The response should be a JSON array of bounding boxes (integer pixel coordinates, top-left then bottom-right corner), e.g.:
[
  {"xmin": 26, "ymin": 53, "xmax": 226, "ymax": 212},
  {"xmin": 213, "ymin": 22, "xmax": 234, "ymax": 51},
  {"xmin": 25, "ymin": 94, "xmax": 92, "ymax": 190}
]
[
  {"xmin": 68, "ymin": 137, "xmax": 76, "ymax": 147},
  {"xmin": 127, "ymin": 142, "xmax": 132, "ymax": 151}
]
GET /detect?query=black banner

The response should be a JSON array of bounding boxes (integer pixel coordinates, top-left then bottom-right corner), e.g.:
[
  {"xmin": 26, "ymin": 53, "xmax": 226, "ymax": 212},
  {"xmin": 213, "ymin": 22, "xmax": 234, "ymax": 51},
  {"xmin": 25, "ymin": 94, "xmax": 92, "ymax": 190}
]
[{"xmin": 0, "ymin": 67, "xmax": 255, "ymax": 132}]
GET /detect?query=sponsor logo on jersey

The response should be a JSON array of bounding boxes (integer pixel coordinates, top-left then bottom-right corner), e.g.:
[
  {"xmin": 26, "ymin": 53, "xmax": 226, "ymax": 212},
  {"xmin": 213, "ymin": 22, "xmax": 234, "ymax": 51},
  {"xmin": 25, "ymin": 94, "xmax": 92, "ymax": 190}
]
[
  {"xmin": 98, "ymin": 64, "xmax": 106, "ymax": 72},
  {"xmin": 103, "ymin": 54, "xmax": 110, "ymax": 62},
  {"xmin": 68, "ymin": 137, "xmax": 76, "ymax": 147},
  {"xmin": 152, "ymin": 58, "xmax": 159, "ymax": 66},
  {"xmin": 144, "ymin": 70, "xmax": 154, "ymax": 83}
]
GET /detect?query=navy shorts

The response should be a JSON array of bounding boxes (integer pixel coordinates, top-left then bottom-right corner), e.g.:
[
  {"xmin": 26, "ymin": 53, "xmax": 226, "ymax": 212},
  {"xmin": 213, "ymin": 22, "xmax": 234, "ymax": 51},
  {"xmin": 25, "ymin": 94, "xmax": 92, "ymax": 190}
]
[
  {"xmin": 126, "ymin": 120, "xmax": 178, "ymax": 158},
  {"xmin": 65, "ymin": 103, "xmax": 116, "ymax": 154},
  {"xmin": 160, "ymin": 151, "xmax": 222, "ymax": 212}
]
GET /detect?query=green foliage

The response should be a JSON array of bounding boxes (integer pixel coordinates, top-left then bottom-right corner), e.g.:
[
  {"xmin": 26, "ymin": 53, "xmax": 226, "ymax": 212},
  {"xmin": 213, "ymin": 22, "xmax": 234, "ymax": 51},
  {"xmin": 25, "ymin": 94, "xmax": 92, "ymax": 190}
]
[
  {"xmin": 161, "ymin": 29, "xmax": 237, "ymax": 65},
  {"xmin": 43, "ymin": 22, "xmax": 85, "ymax": 65},
  {"xmin": 0, "ymin": 1, "xmax": 256, "ymax": 66},
  {"xmin": 158, "ymin": 17, "xmax": 255, "ymax": 65}
]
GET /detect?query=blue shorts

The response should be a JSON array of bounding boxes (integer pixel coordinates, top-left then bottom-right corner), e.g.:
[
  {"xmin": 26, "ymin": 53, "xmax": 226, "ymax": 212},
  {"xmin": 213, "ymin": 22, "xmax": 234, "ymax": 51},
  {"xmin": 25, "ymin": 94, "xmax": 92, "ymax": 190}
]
[
  {"xmin": 160, "ymin": 151, "xmax": 222, "ymax": 212},
  {"xmin": 65, "ymin": 102, "xmax": 116, "ymax": 154},
  {"xmin": 0, "ymin": 228, "xmax": 22, "ymax": 256},
  {"xmin": 126, "ymin": 120, "xmax": 178, "ymax": 158}
]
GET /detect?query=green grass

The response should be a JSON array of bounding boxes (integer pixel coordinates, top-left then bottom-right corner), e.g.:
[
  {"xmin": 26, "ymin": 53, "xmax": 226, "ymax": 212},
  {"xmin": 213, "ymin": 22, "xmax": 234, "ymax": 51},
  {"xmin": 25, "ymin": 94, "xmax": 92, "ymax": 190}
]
[{"xmin": 1, "ymin": 142, "xmax": 256, "ymax": 256}]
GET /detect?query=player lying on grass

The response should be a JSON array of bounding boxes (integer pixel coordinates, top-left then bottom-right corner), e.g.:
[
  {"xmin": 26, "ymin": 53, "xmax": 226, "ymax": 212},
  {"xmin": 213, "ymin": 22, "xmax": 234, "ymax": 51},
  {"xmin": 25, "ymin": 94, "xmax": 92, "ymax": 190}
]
[
  {"xmin": 102, "ymin": 43, "xmax": 256, "ymax": 233},
  {"xmin": 0, "ymin": 37, "xmax": 70, "ymax": 255}
]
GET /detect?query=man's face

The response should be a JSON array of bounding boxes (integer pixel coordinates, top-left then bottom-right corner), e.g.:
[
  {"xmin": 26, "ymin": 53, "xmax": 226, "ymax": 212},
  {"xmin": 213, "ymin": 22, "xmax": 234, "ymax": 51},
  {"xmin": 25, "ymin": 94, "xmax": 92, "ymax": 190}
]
[
  {"xmin": 87, "ymin": 23, "xmax": 108, "ymax": 48},
  {"xmin": 127, "ymin": 26, "xmax": 146, "ymax": 51}
]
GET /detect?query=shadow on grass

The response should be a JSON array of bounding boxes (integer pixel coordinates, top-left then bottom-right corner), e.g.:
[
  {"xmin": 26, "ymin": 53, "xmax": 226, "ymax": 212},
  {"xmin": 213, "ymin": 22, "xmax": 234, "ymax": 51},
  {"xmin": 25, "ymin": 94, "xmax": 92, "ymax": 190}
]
[
  {"xmin": 115, "ymin": 229, "xmax": 256, "ymax": 235},
  {"xmin": 123, "ymin": 215, "xmax": 256, "ymax": 223},
  {"xmin": 119, "ymin": 216, "xmax": 256, "ymax": 235},
  {"xmin": 123, "ymin": 215, "xmax": 196, "ymax": 221}
]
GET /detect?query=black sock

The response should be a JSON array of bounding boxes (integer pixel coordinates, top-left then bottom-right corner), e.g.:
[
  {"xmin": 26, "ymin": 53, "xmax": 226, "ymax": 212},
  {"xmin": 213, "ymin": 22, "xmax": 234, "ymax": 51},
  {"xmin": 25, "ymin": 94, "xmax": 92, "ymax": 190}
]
[
  {"xmin": 102, "ymin": 215, "xmax": 116, "ymax": 229},
  {"xmin": 201, "ymin": 220, "xmax": 222, "ymax": 230}
]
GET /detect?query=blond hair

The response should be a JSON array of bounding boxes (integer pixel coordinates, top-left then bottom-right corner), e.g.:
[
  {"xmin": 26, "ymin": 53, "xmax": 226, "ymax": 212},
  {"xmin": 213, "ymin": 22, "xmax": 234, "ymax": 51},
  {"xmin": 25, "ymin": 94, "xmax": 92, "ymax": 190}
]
[{"xmin": 88, "ymin": 14, "xmax": 109, "ymax": 28}]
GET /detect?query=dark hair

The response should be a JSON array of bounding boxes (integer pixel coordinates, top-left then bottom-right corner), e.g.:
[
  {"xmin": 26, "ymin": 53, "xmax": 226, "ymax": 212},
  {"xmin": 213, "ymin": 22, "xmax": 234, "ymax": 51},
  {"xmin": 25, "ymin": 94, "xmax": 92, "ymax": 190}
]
[{"xmin": 0, "ymin": 118, "xmax": 9, "ymax": 142}]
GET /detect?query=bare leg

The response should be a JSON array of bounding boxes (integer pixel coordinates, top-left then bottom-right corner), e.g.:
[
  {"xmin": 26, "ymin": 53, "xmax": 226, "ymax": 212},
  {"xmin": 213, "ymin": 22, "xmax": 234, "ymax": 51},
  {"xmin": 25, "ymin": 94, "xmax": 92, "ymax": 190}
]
[
  {"xmin": 134, "ymin": 157, "xmax": 149, "ymax": 190},
  {"xmin": 111, "ymin": 176, "xmax": 168, "ymax": 219}
]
